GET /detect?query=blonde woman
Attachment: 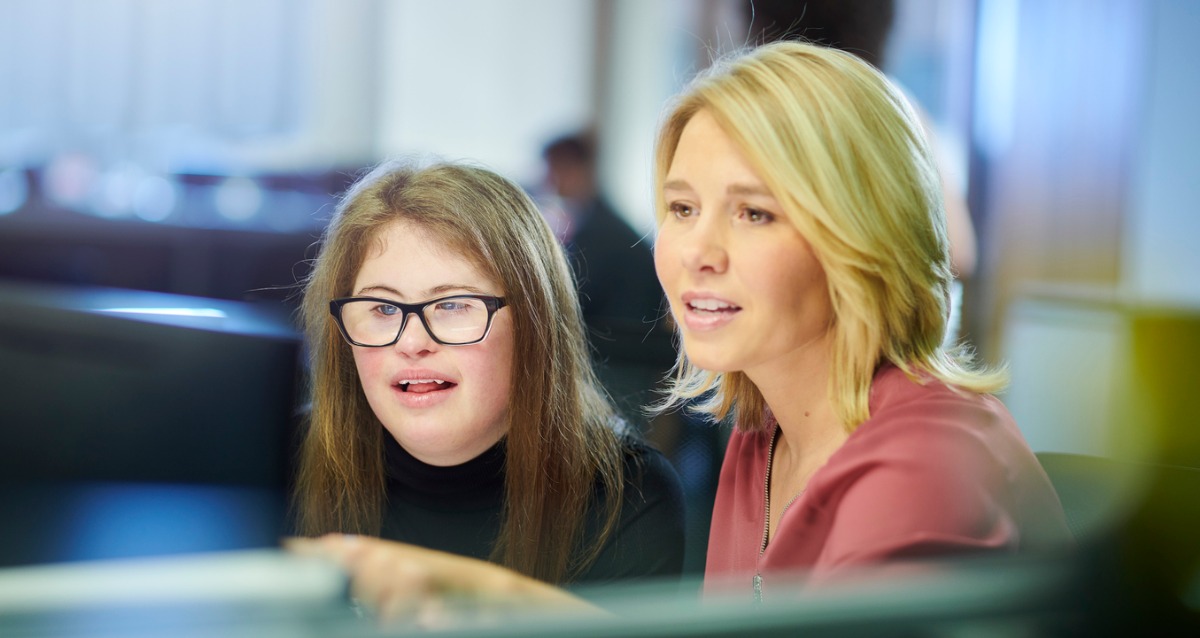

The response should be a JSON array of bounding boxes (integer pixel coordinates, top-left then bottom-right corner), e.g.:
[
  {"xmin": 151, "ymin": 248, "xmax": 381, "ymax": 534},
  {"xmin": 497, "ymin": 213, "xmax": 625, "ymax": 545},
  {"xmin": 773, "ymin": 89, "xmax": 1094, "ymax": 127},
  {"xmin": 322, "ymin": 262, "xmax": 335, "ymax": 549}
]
[{"xmin": 653, "ymin": 41, "xmax": 1068, "ymax": 600}]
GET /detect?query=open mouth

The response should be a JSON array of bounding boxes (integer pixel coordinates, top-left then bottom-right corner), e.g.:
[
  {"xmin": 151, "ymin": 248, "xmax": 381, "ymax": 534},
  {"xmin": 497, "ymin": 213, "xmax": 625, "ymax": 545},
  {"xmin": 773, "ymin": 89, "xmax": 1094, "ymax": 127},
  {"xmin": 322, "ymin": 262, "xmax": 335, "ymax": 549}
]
[
  {"xmin": 396, "ymin": 379, "xmax": 457, "ymax": 394},
  {"xmin": 687, "ymin": 299, "xmax": 741, "ymax": 314}
]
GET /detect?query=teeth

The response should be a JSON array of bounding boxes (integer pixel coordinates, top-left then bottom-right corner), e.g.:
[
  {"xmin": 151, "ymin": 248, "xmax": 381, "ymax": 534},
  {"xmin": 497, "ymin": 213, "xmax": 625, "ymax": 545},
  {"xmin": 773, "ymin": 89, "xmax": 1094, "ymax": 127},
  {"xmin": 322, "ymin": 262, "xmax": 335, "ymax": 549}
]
[
  {"xmin": 689, "ymin": 299, "xmax": 734, "ymax": 311},
  {"xmin": 400, "ymin": 379, "xmax": 446, "ymax": 385}
]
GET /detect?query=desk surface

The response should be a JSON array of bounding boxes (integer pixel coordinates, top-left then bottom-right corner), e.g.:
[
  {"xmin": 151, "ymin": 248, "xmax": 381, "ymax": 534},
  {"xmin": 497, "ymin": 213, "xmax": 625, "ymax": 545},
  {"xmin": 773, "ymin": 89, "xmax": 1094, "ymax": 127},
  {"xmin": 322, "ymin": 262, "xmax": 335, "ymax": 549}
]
[
  {"xmin": 0, "ymin": 550, "xmax": 1110, "ymax": 638},
  {"xmin": 0, "ymin": 549, "xmax": 353, "ymax": 638}
]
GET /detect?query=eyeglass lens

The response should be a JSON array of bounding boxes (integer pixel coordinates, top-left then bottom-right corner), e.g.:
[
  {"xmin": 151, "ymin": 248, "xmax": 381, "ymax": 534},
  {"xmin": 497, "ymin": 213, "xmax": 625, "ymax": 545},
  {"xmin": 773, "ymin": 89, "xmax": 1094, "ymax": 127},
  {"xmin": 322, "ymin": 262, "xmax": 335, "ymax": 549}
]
[{"xmin": 340, "ymin": 297, "xmax": 491, "ymax": 345}]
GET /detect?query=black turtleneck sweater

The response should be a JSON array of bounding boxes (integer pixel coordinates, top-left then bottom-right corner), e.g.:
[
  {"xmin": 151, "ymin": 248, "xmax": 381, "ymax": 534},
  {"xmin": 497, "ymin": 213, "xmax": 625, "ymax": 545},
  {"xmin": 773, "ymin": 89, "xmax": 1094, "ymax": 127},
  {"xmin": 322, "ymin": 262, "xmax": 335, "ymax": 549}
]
[{"xmin": 380, "ymin": 433, "xmax": 686, "ymax": 586}]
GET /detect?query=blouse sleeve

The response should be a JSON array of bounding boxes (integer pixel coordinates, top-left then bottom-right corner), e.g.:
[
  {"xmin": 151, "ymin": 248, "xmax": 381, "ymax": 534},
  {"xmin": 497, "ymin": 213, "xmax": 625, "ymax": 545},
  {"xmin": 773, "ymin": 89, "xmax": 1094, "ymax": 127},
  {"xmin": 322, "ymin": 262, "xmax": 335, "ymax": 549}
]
[{"xmin": 806, "ymin": 417, "xmax": 1020, "ymax": 584}]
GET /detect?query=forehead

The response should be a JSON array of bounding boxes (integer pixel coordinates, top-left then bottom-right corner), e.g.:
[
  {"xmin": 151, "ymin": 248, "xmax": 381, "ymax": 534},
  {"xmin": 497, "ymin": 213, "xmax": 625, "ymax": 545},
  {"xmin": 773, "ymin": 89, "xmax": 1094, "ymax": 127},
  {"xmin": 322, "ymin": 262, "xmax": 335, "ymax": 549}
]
[
  {"xmin": 668, "ymin": 110, "xmax": 763, "ymax": 183},
  {"xmin": 354, "ymin": 221, "xmax": 496, "ymax": 292}
]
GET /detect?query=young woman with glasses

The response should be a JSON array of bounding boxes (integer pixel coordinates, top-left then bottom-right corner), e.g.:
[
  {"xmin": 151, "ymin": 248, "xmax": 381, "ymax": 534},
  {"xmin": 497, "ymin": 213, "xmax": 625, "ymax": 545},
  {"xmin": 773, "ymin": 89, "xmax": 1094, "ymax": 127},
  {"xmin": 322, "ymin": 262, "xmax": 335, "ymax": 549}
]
[
  {"xmin": 290, "ymin": 160, "xmax": 685, "ymax": 605},
  {"xmin": 292, "ymin": 41, "xmax": 1069, "ymax": 622}
]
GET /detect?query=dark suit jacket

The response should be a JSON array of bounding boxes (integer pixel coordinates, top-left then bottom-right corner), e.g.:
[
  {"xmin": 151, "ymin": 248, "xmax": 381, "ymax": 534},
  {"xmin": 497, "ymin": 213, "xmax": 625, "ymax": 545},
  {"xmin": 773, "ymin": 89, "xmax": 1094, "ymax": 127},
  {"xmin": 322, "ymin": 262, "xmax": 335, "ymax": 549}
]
[{"xmin": 564, "ymin": 197, "xmax": 675, "ymax": 418}]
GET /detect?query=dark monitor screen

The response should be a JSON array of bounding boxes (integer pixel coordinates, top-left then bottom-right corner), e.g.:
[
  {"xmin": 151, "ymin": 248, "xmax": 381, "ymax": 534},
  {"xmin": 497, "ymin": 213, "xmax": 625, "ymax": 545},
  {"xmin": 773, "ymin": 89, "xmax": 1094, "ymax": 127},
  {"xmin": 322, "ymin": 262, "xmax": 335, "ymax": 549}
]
[{"xmin": 0, "ymin": 280, "xmax": 303, "ymax": 566}]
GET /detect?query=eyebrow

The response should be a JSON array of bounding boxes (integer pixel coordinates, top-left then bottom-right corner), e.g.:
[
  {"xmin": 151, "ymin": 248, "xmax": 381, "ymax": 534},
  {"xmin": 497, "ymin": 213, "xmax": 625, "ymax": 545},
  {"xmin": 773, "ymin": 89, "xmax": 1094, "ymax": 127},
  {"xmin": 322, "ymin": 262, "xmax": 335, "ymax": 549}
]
[
  {"xmin": 662, "ymin": 179, "xmax": 692, "ymax": 192},
  {"xmin": 663, "ymin": 178, "xmax": 774, "ymax": 197},
  {"xmin": 726, "ymin": 183, "xmax": 775, "ymax": 198},
  {"xmin": 354, "ymin": 283, "xmax": 492, "ymax": 299}
]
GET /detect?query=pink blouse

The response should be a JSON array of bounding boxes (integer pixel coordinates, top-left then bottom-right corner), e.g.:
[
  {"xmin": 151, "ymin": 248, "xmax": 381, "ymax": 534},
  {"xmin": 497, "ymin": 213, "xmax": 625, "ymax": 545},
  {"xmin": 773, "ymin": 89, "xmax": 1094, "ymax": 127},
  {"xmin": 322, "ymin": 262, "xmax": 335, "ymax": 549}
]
[{"xmin": 704, "ymin": 365, "xmax": 1070, "ymax": 600}]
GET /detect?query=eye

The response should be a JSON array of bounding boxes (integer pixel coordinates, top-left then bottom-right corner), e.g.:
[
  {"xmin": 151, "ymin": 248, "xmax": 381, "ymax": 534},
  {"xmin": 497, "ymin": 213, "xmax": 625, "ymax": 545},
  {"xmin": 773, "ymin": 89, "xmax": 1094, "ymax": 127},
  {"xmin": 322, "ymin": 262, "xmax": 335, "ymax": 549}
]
[
  {"xmin": 668, "ymin": 201, "xmax": 696, "ymax": 219},
  {"xmin": 741, "ymin": 207, "xmax": 775, "ymax": 224},
  {"xmin": 433, "ymin": 299, "xmax": 472, "ymax": 313},
  {"xmin": 372, "ymin": 303, "xmax": 400, "ymax": 317}
]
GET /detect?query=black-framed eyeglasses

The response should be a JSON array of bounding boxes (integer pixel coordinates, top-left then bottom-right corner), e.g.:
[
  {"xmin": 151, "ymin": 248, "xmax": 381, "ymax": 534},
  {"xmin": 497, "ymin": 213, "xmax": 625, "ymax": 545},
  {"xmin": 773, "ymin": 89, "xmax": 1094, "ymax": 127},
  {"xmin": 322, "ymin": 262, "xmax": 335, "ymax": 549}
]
[{"xmin": 329, "ymin": 295, "xmax": 507, "ymax": 347}]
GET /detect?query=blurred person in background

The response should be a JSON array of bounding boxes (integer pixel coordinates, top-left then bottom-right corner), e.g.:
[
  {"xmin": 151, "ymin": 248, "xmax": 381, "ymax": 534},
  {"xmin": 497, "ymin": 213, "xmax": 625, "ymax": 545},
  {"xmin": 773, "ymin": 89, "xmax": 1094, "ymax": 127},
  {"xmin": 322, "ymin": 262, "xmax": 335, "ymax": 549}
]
[
  {"xmin": 539, "ymin": 131, "xmax": 675, "ymax": 423},
  {"xmin": 540, "ymin": 131, "xmax": 713, "ymax": 574},
  {"xmin": 290, "ymin": 160, "xmax": 685, "ymax": 620},
  {"xmin": 289, "ymin": 41, "xmax": 1068, "ymax": 622}
]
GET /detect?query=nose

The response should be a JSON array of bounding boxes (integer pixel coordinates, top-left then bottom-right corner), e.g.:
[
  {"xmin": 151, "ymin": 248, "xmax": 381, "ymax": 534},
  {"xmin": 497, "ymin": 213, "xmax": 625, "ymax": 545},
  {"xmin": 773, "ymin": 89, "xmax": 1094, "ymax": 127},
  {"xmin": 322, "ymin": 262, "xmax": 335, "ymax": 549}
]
[
  {"xmin": 393, "ymin": 312, "xmax": 438, "ymax": 356},
  {"xmin": 678, "ymin": 216, "xmax": 728, "ymax": 275}
]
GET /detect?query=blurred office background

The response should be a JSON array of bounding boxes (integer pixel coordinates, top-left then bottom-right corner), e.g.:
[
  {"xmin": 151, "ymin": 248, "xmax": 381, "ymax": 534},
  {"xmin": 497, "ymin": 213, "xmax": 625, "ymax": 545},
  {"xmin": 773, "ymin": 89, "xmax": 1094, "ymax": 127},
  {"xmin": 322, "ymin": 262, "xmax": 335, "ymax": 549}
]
[{"xmin": 1, "ymin": 0, "xmax": 1198, "ymax": 614}]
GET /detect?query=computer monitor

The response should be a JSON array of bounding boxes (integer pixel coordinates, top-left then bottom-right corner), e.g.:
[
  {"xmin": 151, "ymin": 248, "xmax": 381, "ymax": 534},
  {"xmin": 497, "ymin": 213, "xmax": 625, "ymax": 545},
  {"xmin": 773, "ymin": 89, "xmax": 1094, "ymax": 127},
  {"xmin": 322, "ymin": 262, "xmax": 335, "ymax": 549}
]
[{"xmin": 0, "ymin": 279, "xmax": 304, "ymax": 566}]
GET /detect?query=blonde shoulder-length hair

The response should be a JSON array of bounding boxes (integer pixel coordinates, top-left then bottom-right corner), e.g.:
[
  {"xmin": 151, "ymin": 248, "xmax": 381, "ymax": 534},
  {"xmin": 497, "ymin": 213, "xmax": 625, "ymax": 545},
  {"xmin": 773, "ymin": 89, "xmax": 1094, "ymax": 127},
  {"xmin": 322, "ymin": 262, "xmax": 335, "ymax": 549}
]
[
  {"xmin": 294, "ymin": 159, "xmax": 625, "ymax": 583},
  {"xmin": 652, "ymin": 41, "xmax": 1007, "ymax": 432}
]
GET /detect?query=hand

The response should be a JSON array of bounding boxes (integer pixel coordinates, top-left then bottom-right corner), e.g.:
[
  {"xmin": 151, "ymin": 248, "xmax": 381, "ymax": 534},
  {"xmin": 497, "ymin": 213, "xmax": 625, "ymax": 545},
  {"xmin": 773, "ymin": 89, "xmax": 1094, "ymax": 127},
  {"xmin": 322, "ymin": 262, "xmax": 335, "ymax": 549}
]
[{"xmin": 284, "ymin": 534, "xmax": 599, "ymax": 628}]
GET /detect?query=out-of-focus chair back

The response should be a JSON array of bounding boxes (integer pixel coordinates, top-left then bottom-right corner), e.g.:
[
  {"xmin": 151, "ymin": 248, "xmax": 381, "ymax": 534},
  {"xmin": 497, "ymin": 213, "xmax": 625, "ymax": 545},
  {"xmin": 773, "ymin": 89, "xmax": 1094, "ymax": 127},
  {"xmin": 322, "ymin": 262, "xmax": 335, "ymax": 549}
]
[
  {"xmin": 1036, "ymin": 451, "xmax": 1200, "ymax": 633},
  {"xmin": 1034, "ymin": 452, "xmax": 1132, "ymax": 541}
]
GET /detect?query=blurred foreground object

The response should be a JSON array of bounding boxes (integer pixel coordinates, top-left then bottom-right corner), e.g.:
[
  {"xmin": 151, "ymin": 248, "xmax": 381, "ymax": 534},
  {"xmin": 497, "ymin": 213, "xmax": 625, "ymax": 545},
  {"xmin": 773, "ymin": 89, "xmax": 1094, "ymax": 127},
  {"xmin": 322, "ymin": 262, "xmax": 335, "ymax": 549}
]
[
  {"xmin": 0, "ymin": 550, "xmax": 350, "ymax": 638},
  {"xmin": 1004, "ymin": 285, "xmax": 1200, "ymax": 632},
  {"xmin": 0, "ymin": 280, "xmax": 302, "ymax": 566}
]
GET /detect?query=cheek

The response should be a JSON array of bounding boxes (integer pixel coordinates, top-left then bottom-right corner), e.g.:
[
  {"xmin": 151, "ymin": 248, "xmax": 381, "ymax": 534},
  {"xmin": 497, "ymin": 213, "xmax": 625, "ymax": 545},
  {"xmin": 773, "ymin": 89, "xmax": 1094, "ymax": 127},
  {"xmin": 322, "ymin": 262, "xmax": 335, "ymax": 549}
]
[
  {"xmin": 475, "ymin": 349, "xmax": 512, "ymax": 393},
  {"xmin": 350, "ymin": 349, "xmax": 384, "ymax": 387},
  {"xmin": 653, "ymin": 239, "xmax": 684, "ymax": 323},
  {"xmin": 768, "ymin": 253, "xmax": 830, "ymax": 316},
  {"xmin": 479, "ymin": 370, "xmax": 513, "ymax": 430},
  {"xmin": 652, "ymin": 234, "xmax": 677, "ymax": 288},
  {"xmin": 471, "ymin": 324, "xmax": 515, "ymax": 401}
]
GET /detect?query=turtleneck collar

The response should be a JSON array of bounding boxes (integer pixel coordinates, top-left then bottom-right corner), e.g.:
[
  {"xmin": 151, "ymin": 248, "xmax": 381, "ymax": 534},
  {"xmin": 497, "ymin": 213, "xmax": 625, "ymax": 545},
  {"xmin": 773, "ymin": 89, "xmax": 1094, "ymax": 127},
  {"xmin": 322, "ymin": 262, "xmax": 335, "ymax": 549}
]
[{"xmin": 383, "ymin": 433, "xmax": 506, "ymax": 509}]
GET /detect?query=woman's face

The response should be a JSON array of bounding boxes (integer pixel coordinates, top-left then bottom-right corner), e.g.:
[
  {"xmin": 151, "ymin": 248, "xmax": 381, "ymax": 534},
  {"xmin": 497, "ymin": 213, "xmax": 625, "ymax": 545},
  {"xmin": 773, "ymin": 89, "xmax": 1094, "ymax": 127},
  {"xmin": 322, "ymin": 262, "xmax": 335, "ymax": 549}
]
[
  {"xmin": 654, "ymin": 110, "xmax": 834, "ymax": 379},
  {"xmin": 349, "ymin": 220, "xmax": 514, "ymax": 466}
]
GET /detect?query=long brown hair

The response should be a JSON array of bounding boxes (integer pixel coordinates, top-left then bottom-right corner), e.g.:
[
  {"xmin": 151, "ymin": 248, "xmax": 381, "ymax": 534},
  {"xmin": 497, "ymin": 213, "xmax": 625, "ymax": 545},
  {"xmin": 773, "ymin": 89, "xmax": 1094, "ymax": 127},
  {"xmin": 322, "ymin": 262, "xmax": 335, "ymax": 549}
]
[{"xmin": 294, "ymin": 160, "xmax": 626, "ymax": 583}]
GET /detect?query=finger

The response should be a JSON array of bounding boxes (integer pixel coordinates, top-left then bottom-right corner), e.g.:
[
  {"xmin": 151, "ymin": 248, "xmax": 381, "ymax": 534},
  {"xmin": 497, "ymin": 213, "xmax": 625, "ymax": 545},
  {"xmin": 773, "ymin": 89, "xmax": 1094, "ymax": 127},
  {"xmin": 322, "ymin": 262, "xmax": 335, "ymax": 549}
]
[
  {"xmin": 351, "ymin": 542, "xmax": 424, "ymax": 610},
  {"xmin": 303, "ymin": 533, "xmax": 367, "ymax": 569},
  {"xmin": 281, "ymin": 536, "xmax": 321, "ymax": 555},
  {"xmin": 413, "ymin": 594, "xmax": 452, "ymax": 629}
]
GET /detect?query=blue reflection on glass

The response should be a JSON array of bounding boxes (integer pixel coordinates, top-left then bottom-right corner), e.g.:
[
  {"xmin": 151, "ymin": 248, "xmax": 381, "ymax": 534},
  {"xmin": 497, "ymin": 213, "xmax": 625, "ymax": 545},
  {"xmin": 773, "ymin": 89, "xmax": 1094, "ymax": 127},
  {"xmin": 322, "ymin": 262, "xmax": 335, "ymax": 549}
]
[{"xmin": 56, "ymin": 483, "xmax": 278, "ymax": 562}]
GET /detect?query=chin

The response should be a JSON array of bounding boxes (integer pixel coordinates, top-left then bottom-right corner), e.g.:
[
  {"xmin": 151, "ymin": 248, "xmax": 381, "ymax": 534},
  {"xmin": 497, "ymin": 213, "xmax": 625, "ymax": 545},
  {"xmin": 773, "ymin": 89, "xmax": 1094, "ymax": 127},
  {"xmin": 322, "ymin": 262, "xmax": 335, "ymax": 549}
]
[
  {"xmin": 399, "ymin": 438, "xmax": 471, "ymax": 466},
  {"xmin": 683, "ymin": 350, "xmax": 741, "ymax": 374}
]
